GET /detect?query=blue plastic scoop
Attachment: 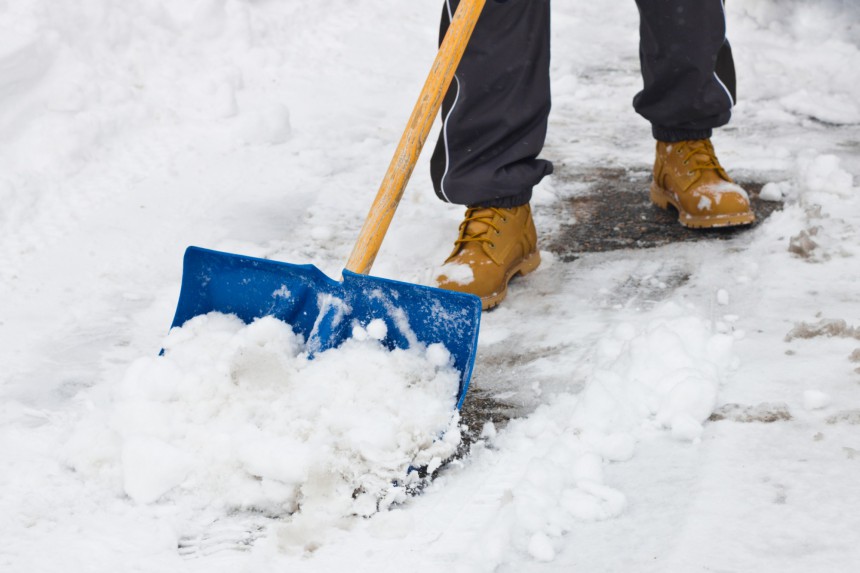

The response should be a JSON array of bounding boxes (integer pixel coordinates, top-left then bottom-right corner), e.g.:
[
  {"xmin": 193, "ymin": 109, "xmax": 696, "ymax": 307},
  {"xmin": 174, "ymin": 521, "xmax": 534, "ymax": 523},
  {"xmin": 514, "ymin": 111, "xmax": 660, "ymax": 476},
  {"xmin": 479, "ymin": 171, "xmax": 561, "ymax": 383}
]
[{"xmin": 170, "ymin": 247, "xmax": 481, "ymax": 407}]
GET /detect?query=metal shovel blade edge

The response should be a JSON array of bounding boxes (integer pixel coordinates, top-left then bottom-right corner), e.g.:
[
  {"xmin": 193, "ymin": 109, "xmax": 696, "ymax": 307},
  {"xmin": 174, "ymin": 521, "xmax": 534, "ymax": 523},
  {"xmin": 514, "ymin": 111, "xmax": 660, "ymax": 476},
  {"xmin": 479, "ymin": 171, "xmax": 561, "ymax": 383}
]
[{"xmin": 170, "ymin": 246, "xmax": 482, "ymax": 409}]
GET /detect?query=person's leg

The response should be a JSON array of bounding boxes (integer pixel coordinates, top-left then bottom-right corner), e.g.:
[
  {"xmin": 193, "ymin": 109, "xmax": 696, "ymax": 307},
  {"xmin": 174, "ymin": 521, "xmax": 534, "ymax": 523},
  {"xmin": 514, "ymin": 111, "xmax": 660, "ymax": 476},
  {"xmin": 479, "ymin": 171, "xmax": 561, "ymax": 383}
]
[
  {"xmin": 433, "ymin": 0, "xmax": 552, "ymax": 310},
  {"xmin": 633, "ymin": 0, "xmax": 735, "ymax": 141},
  {"xmin": 431, "ymin": 0, "xmax": 553, "ymax": 208},
  {"xmin": 633, "ymin": 0, "xmax": 753, "ymax": 228}
]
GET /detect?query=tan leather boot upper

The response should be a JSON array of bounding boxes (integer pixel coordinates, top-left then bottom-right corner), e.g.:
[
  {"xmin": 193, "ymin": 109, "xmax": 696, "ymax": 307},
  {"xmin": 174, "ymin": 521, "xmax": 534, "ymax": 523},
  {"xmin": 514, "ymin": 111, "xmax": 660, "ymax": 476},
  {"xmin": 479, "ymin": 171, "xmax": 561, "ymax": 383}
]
[
  {"xmin": 436, "ymin": 205, "xmax": 540, "ymax": 310},
  {"xmin": 650, "ymin": 139, "xmax": 755, "ymax": 228}
]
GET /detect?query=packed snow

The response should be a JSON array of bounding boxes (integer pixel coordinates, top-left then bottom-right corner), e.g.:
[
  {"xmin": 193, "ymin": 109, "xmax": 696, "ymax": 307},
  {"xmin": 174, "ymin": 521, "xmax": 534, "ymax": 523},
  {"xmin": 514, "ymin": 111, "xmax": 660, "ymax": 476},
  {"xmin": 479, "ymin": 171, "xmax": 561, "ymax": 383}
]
[{"xmin": 2, "ymin": 0, "xmax": 859, "ymax": 571}]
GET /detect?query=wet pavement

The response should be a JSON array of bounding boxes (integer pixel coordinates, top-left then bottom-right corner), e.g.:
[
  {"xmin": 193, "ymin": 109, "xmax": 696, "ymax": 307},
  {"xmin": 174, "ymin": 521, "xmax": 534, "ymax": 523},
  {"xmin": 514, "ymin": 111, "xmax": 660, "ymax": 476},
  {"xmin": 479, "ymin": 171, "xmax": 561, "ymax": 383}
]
[{"xmin": 544, "ymin": 166, "xmax": 781, "ymax": 261}]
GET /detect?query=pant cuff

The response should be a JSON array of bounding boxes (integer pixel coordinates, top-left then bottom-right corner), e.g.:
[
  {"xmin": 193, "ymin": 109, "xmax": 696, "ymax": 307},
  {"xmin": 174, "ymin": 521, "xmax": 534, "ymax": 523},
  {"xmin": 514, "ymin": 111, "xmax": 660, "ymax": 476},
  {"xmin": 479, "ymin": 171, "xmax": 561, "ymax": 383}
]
[
  {"xmin": 652, "ymin": 126, "xmax": 714, "ymax": 143},
  {"xmin": 470, "ymin": 190, "xmax": 533, "ymax": 209}
]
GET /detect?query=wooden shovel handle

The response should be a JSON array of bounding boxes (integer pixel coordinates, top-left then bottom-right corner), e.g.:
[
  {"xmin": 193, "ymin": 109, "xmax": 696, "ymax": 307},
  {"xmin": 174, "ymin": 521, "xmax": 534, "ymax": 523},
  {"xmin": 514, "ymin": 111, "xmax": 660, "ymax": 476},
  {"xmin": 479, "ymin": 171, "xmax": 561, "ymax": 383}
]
[{"xmin": 345, "ymin": 0, "xmax": 486, "ymax": 275}]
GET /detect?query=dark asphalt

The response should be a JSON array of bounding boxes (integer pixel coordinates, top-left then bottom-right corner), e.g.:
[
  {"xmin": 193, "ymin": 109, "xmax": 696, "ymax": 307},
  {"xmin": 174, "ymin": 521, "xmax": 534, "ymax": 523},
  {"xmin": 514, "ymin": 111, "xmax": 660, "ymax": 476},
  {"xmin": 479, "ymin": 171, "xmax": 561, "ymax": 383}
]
[{"xmin": 544, "ymin": 166, "xmax": 781, "ymax": 261}]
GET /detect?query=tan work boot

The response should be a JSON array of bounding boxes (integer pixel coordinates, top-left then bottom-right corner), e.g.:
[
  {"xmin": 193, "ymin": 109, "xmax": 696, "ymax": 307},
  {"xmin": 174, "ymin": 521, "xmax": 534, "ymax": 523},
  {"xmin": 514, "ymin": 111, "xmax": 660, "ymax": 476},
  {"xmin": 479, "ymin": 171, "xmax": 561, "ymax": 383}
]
[
  {"xmin": 650, "ymin": 139, "xmax": 755, "ymax": 228},
  {"xmin": 436, "ymin": 205, "xmax": 541, "ymax": 310}
]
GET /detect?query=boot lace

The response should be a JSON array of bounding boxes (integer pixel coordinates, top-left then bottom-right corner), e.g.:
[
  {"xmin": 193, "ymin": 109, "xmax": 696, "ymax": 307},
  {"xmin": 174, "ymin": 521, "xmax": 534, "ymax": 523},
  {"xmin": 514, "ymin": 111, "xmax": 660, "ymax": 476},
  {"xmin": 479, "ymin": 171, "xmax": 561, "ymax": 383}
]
[
  {"xmin": 675, "ymin": 139, "xmax": 730, "ymax": 189},
  {"xmin": 456, "ymin": 207, "xmax": 507, "ymax": 249}
]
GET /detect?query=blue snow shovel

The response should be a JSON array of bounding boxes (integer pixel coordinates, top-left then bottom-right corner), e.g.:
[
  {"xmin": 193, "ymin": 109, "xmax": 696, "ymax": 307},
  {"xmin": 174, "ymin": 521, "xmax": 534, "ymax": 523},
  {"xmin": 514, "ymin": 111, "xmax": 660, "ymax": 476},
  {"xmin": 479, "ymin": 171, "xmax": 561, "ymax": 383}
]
[{"xmin": 169, "ymin": 0, "xmax": 486, "ymax": 408}]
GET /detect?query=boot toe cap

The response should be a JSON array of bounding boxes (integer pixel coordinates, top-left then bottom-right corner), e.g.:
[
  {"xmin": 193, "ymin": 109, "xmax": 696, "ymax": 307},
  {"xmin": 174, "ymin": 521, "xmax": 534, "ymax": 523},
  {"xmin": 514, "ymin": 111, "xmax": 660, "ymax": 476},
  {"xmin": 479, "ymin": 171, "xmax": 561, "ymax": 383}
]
[{"xmin": 687, "ymin": 182, "xmax": 751, "ymax": 217}]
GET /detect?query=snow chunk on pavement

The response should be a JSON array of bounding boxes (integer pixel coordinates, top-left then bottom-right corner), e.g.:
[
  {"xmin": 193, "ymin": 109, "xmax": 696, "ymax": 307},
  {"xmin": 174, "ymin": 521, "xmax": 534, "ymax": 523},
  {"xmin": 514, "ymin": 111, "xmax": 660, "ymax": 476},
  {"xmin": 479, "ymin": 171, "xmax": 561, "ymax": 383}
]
[{"xmin": 760, "ymin": 181, "xmax": 787, "ymax": 202}]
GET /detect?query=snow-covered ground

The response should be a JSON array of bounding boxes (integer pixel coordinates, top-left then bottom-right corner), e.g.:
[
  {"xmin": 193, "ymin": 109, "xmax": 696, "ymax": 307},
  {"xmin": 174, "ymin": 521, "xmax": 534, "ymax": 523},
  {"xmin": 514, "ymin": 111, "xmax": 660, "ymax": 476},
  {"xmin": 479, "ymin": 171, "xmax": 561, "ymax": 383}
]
[{"xmin": 2, "ymin": 0, "xmax": 859, "ymax": 571}]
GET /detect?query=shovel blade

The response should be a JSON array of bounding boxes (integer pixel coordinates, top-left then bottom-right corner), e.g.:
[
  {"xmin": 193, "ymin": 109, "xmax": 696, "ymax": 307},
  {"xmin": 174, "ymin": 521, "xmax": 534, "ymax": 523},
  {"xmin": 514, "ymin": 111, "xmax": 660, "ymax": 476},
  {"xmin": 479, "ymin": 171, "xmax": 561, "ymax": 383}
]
[{"xmin": 171, "ymin": 247, "xmax": 482, "ymax": 408}]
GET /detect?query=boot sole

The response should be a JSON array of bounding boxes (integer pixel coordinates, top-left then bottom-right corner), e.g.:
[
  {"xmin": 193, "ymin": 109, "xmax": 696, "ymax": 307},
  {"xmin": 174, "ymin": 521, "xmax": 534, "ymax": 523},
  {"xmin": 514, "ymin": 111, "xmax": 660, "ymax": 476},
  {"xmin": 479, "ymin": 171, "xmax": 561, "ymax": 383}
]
[
  {"xmin": 481, "ymin": 250, "xmax": 542, "ymax": 311},
  {"xmin": 650, "ymin": 181, "xmax": 755, "ymax": 229}
]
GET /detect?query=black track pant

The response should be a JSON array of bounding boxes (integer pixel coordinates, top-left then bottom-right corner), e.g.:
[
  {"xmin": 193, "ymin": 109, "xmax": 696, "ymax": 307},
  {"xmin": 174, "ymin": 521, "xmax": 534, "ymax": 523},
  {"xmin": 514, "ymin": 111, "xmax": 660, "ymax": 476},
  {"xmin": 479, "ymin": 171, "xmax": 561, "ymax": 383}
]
[{"xmin": 431, "ymin": 0, "xmax": 737, "ymax": 208}]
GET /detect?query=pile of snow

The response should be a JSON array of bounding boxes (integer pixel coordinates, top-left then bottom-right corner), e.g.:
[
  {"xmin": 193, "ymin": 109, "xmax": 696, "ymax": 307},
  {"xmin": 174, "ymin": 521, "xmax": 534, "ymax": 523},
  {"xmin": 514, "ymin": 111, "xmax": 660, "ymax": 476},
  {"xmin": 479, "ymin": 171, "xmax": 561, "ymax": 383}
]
[
  {"xmin": 445, "ymin": 305, "xmax": 737, "ymax": 567},
  {"xmin": 64, "ymin": 313, "xmax": 462, "ymax": 521}
]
